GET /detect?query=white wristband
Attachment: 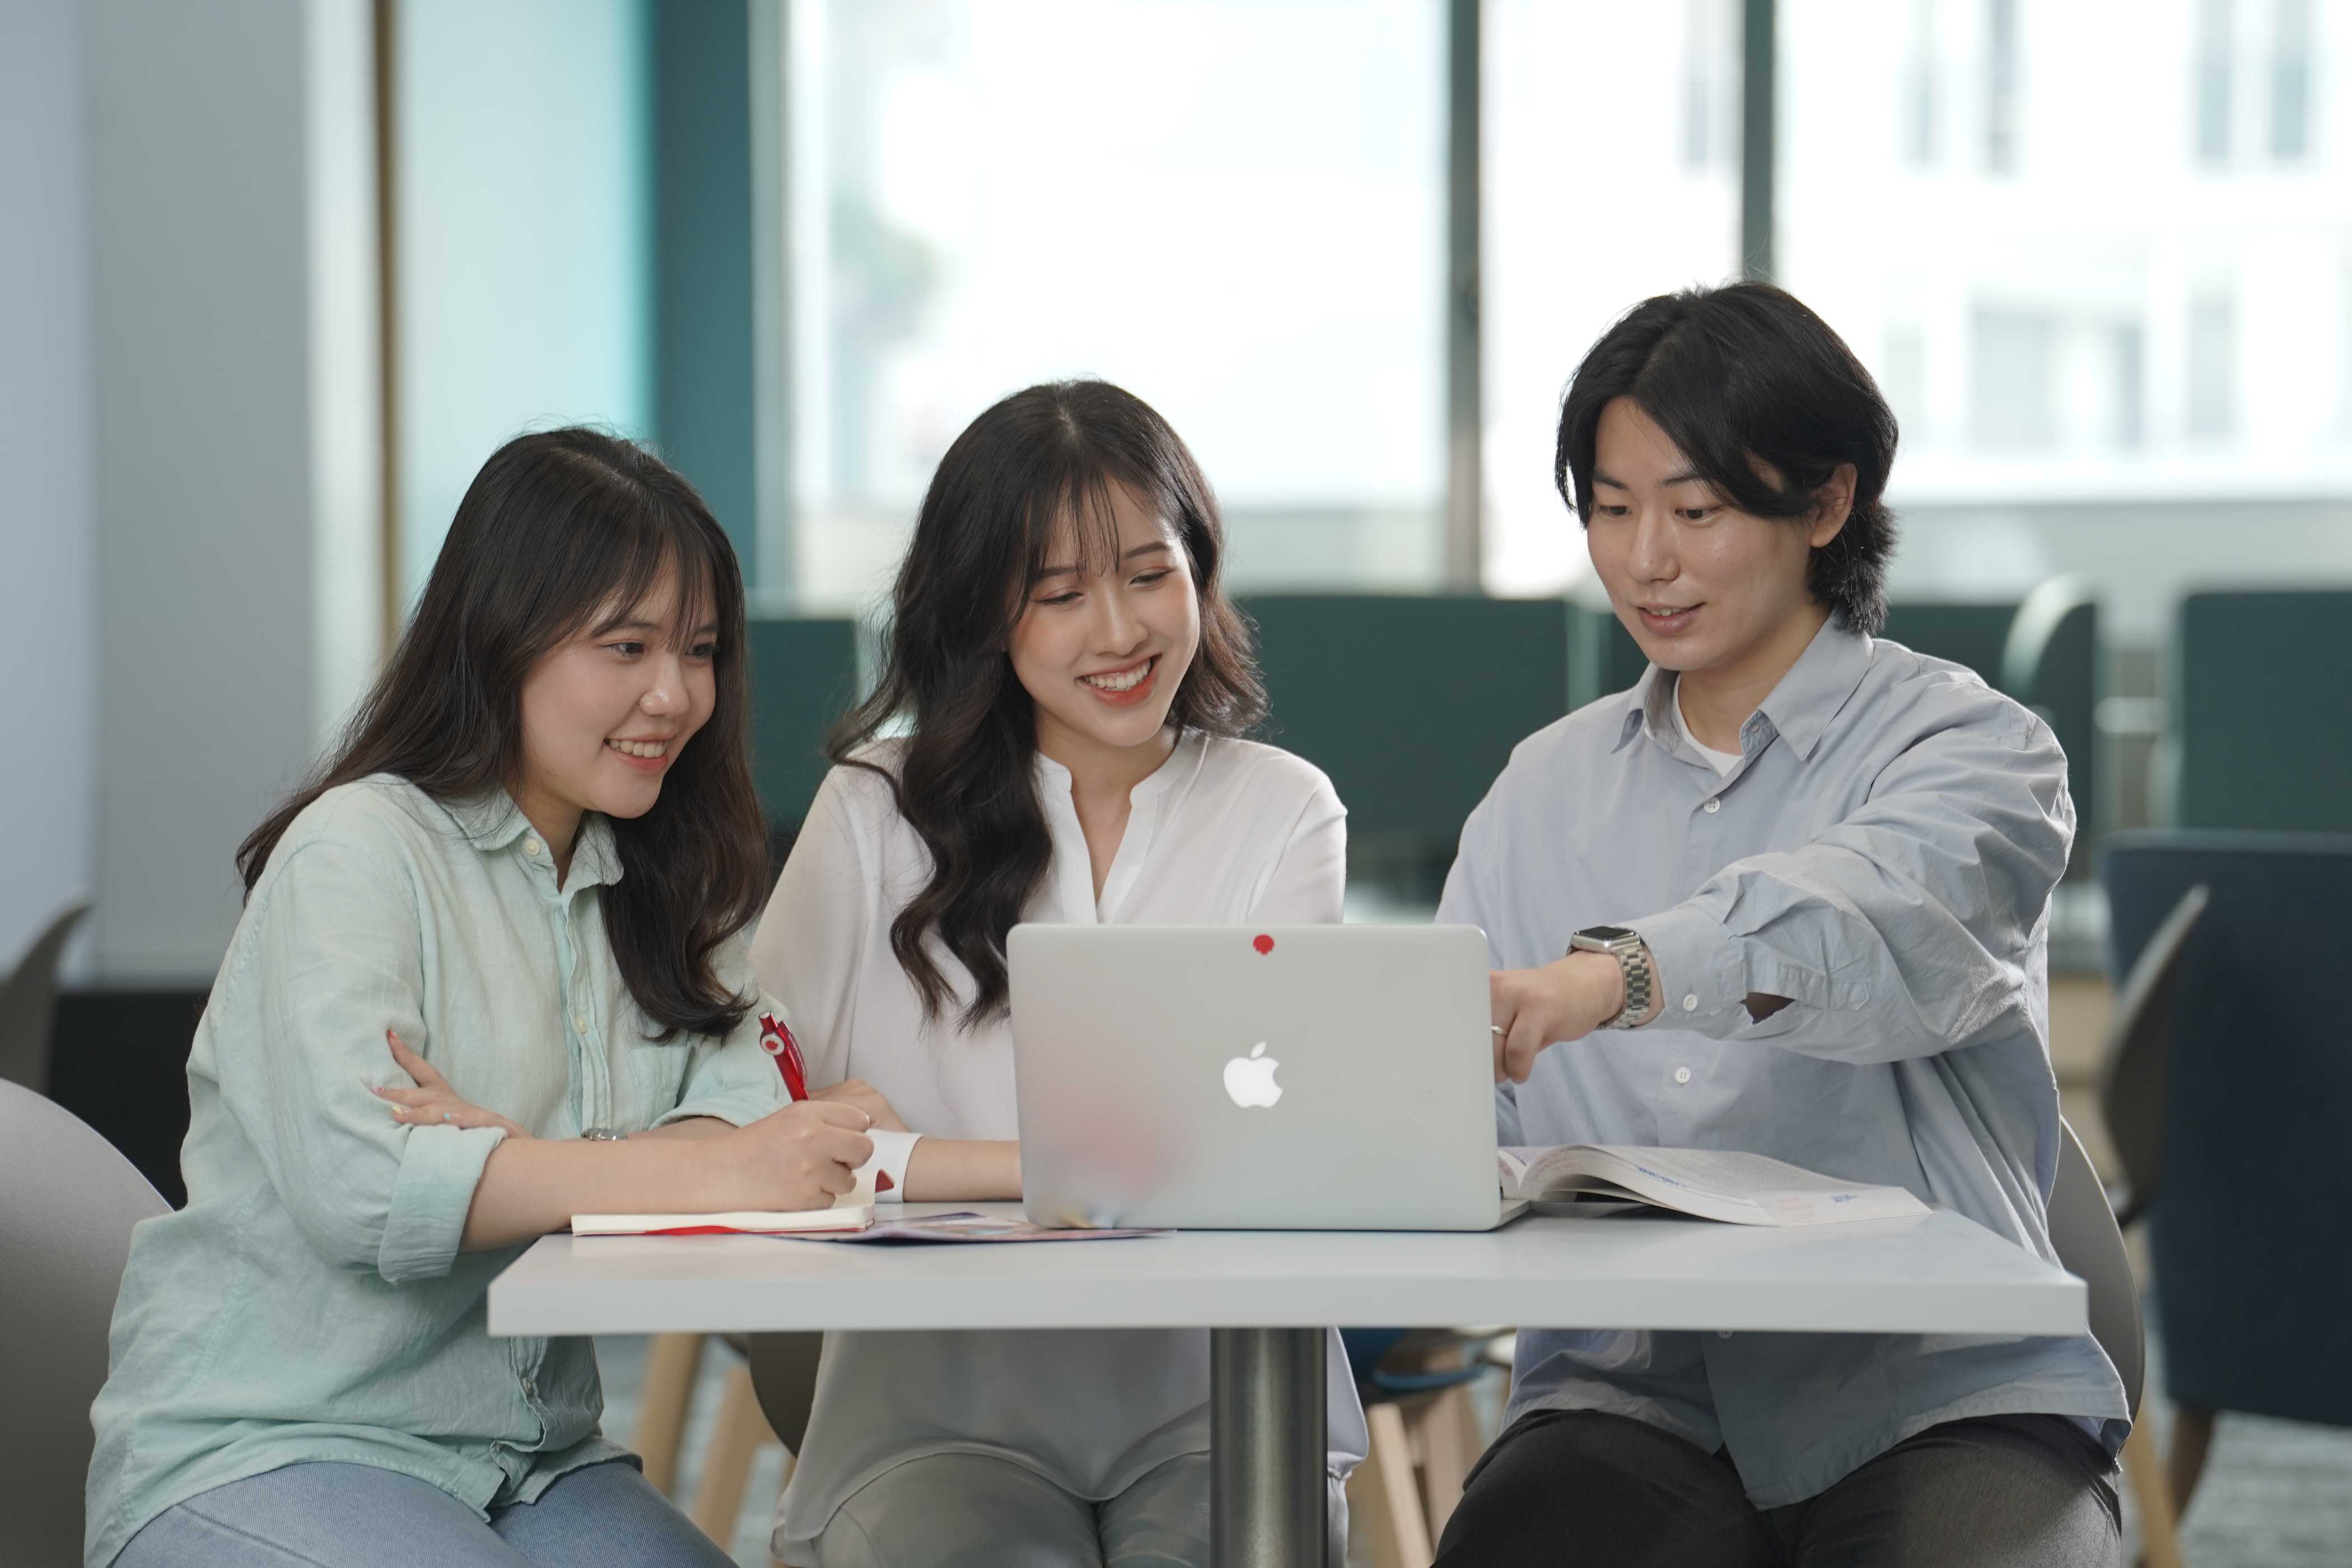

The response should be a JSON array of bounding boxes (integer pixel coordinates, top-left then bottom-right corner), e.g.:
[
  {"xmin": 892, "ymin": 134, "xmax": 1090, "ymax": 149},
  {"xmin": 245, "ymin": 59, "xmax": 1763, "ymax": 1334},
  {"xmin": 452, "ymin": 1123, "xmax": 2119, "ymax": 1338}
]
[{"xmin": 860, "ymin": 1128, "xmax": 921, "ymax": 1203}]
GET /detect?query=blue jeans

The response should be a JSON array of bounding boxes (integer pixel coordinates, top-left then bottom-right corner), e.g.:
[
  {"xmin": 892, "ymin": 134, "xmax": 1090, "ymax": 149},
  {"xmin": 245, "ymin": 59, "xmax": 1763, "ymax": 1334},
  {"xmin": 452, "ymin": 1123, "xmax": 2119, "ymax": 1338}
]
[{"xmin": 110, "ymin": 1459, "xmax": 732, "ymax": 1568}]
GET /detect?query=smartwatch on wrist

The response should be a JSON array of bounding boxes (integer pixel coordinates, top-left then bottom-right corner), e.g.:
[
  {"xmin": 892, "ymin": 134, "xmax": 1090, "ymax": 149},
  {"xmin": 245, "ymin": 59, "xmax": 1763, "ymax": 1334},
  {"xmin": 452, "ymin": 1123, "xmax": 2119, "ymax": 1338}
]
[{"xmin": 1569, "ymin": 925, "xmax": 1653, "ymax": 1029}]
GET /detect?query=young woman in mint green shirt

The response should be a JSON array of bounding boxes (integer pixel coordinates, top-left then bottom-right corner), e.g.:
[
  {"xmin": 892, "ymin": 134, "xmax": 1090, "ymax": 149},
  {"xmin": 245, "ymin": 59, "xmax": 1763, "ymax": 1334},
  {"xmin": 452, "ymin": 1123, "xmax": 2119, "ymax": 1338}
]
[{"xmin": 86, "ymin": 430, "xmax": 876, "ymax": 1568}]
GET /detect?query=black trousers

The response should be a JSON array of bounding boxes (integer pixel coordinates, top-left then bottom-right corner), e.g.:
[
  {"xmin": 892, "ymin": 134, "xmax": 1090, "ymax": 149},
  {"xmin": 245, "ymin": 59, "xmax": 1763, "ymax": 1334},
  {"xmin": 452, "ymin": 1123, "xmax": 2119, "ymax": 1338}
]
[{"xmin": 1432, "ymin": 1409, "xmax": 2121, "ymax": 1568}]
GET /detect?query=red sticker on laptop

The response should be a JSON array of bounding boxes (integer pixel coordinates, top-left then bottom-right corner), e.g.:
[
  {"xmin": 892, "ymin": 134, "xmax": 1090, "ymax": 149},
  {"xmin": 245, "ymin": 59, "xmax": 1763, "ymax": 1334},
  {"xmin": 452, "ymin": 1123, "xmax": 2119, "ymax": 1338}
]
[{"xmin": 1252, "ymin": 934, "xmax": 1275, "ymax": 955}]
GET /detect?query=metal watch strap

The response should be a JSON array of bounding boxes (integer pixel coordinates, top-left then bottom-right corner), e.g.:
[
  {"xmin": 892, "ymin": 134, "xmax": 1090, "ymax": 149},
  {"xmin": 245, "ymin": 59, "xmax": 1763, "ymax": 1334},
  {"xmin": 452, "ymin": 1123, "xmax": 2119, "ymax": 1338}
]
[{"xmin": 1570, "ymin": 929, "xmax": 1653, "ymax": 1029}]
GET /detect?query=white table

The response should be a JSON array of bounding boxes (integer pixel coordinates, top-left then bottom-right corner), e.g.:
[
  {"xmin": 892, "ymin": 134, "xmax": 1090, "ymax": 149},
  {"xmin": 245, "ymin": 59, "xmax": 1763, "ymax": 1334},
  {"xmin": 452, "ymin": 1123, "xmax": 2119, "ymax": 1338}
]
[{"xmin": 490, "ymin": 1204, "xmax": 2085, "ymax": 1566}]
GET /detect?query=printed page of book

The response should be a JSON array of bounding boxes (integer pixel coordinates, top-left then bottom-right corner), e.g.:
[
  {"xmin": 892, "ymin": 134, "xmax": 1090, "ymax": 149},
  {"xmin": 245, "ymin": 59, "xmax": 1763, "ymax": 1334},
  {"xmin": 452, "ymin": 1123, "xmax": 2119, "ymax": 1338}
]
[{"xmin": 1501, "ymin": 1146, "xmax": 1929, "ymax": 1226}]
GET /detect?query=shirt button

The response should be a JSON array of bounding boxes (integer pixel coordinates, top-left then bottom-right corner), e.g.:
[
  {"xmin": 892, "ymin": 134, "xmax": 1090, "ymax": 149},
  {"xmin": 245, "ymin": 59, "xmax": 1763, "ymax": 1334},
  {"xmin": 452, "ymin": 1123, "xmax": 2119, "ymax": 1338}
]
[
  {"xmin": 521, "ymin": 1376, "xmax": 537, "ymax": 1398},
  {"xmin": 573, "ymin": 1014, "xmax": 589, "ymax": 1034},
  {"xmin": 1702, "ymin": 798, "xmax": 1721, "ymax": 814},
  {"xmin": 1673, "ymin": 1066, "xmax": 1692, "ymax": 1085},
  {"xmin": 1682, "ymin": 994, "xmax": 1698, "ymax": 1012},
  {"xmin": 524, "ymin": 838, "xmax": 543, "ymax": 857}
]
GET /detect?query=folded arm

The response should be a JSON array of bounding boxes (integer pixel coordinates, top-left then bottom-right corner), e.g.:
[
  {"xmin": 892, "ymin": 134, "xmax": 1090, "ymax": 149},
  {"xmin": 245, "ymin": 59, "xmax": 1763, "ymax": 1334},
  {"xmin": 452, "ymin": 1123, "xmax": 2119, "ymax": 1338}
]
[{"xmin": 1629, "ymin": 708, "xmax": 2074, "ymax": 1065}]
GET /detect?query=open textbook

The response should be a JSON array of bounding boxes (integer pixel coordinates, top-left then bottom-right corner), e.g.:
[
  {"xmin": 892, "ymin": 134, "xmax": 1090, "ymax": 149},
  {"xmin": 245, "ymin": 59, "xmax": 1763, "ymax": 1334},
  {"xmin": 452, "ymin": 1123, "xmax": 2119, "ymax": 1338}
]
[{"xmin": 1500, "ymin": 1146, "xmax": 1931, "ymax": 1227}]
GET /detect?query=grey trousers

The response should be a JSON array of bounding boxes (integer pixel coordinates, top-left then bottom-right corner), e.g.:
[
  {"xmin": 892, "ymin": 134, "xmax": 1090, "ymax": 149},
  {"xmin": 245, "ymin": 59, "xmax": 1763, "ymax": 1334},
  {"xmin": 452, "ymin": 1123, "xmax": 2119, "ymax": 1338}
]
[
  {"xmin": 792, "ymin": 1452, "xmax": 1350, "ymax": 1568},
  {"xmin": 1433, "ymin": 1409, "xmax": 2122, "ymax": 1568}
]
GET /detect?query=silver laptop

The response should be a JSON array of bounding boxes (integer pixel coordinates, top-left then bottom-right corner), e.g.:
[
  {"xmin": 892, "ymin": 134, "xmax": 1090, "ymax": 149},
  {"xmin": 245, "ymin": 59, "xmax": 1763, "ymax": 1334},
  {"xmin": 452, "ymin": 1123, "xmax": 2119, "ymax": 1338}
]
[{"xmin": 1009, "ymin": 925, "xmax": 1519, "ymax": 1230}]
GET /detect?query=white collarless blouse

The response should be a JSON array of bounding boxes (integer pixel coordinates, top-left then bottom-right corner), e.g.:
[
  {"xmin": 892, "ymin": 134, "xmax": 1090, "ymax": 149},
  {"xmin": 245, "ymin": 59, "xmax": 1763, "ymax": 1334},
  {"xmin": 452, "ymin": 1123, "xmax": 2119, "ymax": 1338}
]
[{"xmin": 748, "ymin": 730, "xmax": 1369, "ymax": 1552}]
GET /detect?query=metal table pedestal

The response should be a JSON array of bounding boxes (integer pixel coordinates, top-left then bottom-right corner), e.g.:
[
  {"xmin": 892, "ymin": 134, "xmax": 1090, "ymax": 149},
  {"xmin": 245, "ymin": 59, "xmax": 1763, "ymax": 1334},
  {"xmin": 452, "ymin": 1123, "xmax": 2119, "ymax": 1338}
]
[{"xmin": 1210, "ymin": 1327, "xmax": 1328, "ymax": 1567}]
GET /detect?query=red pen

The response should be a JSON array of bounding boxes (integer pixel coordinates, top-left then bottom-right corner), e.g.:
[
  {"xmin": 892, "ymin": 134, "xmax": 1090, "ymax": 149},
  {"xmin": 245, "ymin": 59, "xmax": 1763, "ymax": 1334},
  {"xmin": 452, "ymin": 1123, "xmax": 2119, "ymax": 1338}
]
[
  {"xmin": 757, "ymin": 1011, "xmax": 892, "ymax": 1192},
  {"xmin": 758, "ymin": 1012, "xmax": 808, "ymax": 1100}
]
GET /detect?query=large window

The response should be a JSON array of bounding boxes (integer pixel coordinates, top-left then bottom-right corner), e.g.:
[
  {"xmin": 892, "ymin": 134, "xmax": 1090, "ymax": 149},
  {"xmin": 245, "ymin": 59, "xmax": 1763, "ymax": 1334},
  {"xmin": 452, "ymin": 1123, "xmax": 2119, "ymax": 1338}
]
[
  {"xmin": 767, "ymin": 0, "xmax": 2352, "ymax": 628},
  {"xmin": 782, "ymin": 0, "xmax": 1446, "ymax": 608},
  {"xmin": 1480, "ymin": 0, "xmax": 1742, "ymax": 595},
  {"xmin": 1776, "ymin": 0, "xmax": 2352, "ymax": 502}
]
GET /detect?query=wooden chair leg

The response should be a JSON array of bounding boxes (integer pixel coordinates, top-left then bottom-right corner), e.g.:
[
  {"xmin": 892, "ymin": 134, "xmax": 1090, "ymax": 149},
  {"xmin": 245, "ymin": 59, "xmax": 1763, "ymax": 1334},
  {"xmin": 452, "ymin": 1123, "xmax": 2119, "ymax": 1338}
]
[
  {"xmin": 2167, "ymin": 1404, "xmax": 2216, "ymax": 1524},
  {"xmin": 636, "ymin": 1332, "xmax": 707, "ymax": 1496},
  {"xmin": 1347, "ymin": 1401, "xmax": 1434, "ymax": 1568},
  {"xmin": 1408, "ymin": 1383, "xmax": 1487, "ymax": 1541},
  {"xmin": 2121, "ymin": 1417, "xmax": 2184, "ymax": 1568},
  {"xmin": 692, "ymin": 1359, "xmax": 781, "ymax": 1544}
]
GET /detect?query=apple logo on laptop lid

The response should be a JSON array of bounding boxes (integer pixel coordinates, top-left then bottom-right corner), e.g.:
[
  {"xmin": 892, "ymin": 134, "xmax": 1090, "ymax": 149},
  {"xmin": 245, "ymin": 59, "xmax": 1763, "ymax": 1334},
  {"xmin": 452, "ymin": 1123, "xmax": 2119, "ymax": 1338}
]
[{"xmin": 1223, "ymin": 1042, "xmax": 1282, "ymax": 1109}]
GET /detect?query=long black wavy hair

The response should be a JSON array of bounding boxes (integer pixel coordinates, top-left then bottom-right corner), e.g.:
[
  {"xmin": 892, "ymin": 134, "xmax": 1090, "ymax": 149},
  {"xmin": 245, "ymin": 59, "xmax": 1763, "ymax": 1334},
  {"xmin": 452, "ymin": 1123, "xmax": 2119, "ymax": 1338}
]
[
  {"xmin": 237, "ymin": 428, "xmax": 769, "ymax": 1040},
  {"xmin": 830, "ymin": 380, "xmax": 1266, "ymax": 1029},
  {"xmin": 1555, "ymin": 282, "xmax": 1900, "ymax": 634}
]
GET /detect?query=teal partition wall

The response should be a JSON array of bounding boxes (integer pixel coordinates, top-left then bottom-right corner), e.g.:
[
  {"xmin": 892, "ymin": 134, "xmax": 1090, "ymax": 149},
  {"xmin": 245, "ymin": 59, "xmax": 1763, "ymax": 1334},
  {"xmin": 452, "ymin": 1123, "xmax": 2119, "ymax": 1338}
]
[
  {"xmin": 744, "ymin": 617, "xmax": 861, "ymax": 833},
  {"xmin": 1245, "ymin": 595, "xmax": 1572, "ymax": 844},
  {"xmin": 1569, "ymin": 603, "xmax": 1648, "ymax": 709},
  {"xmin": 1880, "ymin": 601, "xmax": 2022, "ymax": 693},
  {"xmin": 2168, "ymin": 589, "xmax": 2352, "ymax": 832},
  {"xmin": 652, "ymin": 0, "xmax": 759, "ymax": 582}
]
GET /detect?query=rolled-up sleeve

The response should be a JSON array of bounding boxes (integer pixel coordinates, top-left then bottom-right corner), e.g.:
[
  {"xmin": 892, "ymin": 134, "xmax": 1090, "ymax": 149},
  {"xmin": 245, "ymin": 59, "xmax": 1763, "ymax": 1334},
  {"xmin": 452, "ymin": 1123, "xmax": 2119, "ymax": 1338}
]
[
  {"xmin": 232, "ymin": 838, "xmax": 506, "ymax": 1284},
  {"xmin": 1629, "ymin": 706, "xmax": 2074, "ymax": 1065}
]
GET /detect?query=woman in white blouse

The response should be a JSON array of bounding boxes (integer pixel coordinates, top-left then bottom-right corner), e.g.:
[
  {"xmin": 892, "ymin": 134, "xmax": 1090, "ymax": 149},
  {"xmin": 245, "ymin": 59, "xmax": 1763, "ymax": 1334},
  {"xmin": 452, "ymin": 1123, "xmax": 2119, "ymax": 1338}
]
[{"xmin": 749, "ymin": 380, "xmax": 1366, "ymax": 1567}]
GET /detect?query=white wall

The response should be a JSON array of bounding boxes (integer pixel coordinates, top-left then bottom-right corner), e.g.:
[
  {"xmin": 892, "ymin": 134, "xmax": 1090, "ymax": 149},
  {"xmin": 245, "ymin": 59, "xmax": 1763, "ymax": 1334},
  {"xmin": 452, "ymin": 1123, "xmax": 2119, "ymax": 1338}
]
[
  {"xmin": 0, "ymin": 0, "xmax": 99, "ymax": 973},
  {"xmin": 83, "ymin": 0, "xmax": 380, "ymax": 978}
]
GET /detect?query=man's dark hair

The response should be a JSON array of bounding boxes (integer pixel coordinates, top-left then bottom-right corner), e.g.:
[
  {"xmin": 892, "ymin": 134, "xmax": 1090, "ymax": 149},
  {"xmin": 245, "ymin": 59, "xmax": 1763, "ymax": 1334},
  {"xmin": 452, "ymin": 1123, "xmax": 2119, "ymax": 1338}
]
[{"xmin": 1555, "ymin": 282, "xmax": 1899, "ymax": 635}]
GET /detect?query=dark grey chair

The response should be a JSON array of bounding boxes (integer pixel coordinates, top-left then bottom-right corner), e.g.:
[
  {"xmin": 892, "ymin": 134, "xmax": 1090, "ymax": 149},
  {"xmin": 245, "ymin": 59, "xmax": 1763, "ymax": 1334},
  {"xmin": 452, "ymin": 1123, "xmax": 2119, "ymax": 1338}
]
[
  {"xmin": 0, "ymin": 900, "xmax": 92, "ymax": 1095},
  {"xmin": 2094, "ymin": 884, "xmax": 2208, "ymax": 1231},
  {"xmin": 2048, "ymin": 1118, "xmax": 2143, "ymax": 1420},
  {"xmin": 746, "ymin": 1331, "xmax": 825, "ymax": 1458},
  {"xmin": 2102, "ymin": 830, "xmax": 2352, "ymax": 1528},
  {"xmin": 2002, "ymin": 576, "xmax": 2101, "ymax": 858},
  {"xmin": 0, "ymin": 1079, "xmax": 170, "ymax": 1567},
  {"xmin": 2046, "ymin": 1116, "xmax": 2182, "ymax": 1565}
]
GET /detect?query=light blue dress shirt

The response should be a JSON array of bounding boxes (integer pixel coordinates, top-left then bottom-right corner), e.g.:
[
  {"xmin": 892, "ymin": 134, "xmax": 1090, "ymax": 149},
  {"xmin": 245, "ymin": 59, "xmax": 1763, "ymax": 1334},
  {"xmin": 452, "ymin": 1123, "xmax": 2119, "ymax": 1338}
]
[
  {"xmin": 1436, "ymin": 618, "xmax": 2129, "ymax": 1509},
  {"xmin": 85, "ymin": 777, "xmax": 786, "ymax": 1567}
]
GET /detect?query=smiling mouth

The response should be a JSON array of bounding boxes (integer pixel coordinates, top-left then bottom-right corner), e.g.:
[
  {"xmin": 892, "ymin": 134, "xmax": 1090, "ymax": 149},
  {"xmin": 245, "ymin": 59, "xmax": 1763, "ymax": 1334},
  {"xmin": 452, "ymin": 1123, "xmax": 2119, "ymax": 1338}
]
[
  {"xmin": 607, "ymin": 738, "xmax": 670, "ymax": 759},
  {"xmin": 1079, "ymin": 657, "xmax": 1155, "ymax": 693}
]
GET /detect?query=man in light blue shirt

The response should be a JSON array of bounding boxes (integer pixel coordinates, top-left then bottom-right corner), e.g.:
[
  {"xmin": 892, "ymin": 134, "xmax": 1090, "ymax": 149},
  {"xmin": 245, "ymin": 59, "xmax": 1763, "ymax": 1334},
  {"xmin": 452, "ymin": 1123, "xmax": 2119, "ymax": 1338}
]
[{"xmin": 1434, "ymin": 283, "xmax": 2128, "ymax": 1566}]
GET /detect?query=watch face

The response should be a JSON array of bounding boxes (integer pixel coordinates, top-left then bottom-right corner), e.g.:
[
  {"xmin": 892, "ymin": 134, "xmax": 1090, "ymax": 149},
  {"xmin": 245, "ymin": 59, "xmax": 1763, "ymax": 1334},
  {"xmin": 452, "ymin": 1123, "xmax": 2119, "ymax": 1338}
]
[{"xmin": 1579, "ymin": 925, "xmax": 1635, "ymax": 942}]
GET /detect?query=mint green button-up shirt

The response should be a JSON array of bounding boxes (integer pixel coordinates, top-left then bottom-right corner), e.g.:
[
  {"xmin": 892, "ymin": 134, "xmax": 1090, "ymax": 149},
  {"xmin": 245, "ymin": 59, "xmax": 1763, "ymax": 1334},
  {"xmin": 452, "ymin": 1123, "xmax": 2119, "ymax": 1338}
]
[{"xmin": 85, "ymin": 776, "xmax": 786, "ymax": 1567}]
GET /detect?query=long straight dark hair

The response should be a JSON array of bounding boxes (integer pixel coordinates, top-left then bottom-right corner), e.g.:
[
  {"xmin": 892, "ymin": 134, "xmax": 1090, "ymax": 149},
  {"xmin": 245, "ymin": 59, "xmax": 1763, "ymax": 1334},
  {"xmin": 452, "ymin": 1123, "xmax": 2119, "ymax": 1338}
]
[
  {"xmin": 237, "ymin": 428, "xmax": 769, "ymax": 1040},
  {"xmin": 830, "ymin": 380, "xmax": 1266, "ymax": 1029}
]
